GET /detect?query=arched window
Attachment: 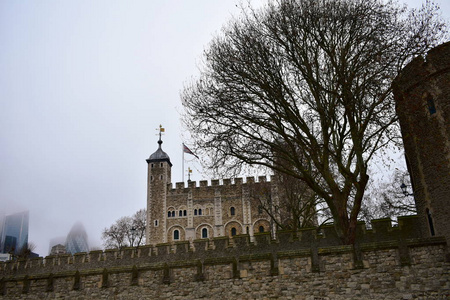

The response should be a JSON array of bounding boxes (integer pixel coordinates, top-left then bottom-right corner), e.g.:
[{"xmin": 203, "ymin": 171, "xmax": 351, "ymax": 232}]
[
  {"xmin": 172, "ymin": 211, "xmax": 175, "ymax": 217},
  {"xmin": 183, "ymin": 210, "xmax": 187, "ymax": 216},
  {"xmin": 259, "ymin": 226, "xmax": 264, "ymax": 233},
  {"xmin": 199, "ymin": 208, "xmax": 202, "ymax": 215},
  {"xmin": 168, "ymin": 211, "xmax": 171, "ymax": 218},
  {"xmin": 194, "ymin": 209, "xmax": 198, "ymax": 216},
  {"xmin": 202, "ymin": 228, "xmax": 208, "ymax": 239},
  {"xmin": 173, "ymin": 230, "xmax": 180, "ymax": 240},
  {"xmin": 179, "ymin": 210, "xmax": 182, "ymax": 217},
  {"xmin": 231, "ymin": 227, "xmax": 237, "ymax": 236},
  {"xmin": 230, "ymin": 207, "xmax": 235, "ymax": 216}
]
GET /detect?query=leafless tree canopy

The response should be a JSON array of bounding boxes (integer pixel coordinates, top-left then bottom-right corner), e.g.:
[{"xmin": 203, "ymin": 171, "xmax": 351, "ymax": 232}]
[
  {"xmin": 102, "ymin": 209, "xmax": 146, "ymax": 249},
  {"xmin": 360, "ymin": 169, "xmax": 416, "ymax": 223},
  {"xmin": 182, "ymin": 0, "xmax": 447, "ymax": 244}
]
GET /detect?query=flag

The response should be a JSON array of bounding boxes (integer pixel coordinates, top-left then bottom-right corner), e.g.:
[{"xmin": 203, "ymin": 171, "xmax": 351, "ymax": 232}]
[
  {"xmin": 183, "ymin": 144, "xmax": 199, "ymax": 159},
  {"xmin": 159, "ymin": 125, "xmax": 165, "ymax": 132}
]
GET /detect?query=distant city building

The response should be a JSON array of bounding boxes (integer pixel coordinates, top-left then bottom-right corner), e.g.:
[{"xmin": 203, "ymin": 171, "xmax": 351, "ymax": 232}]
[
  {"xmin": 48, "ymin": 236, "xmax": 66, "ymax": 255},
  {"xmin": 50, "ymin": 244, "xmax": 67, "ymax": 256},
  {"xmin": 65, "ymin": 222, "xmax": 89, "ymax": 254},
  {"xmin": 0, "ymin": 253, "xmax": 11, "ymax": 262},
  {"xmin": 0, "ymin": 211, "xmax": 29, "ymax": 254}
]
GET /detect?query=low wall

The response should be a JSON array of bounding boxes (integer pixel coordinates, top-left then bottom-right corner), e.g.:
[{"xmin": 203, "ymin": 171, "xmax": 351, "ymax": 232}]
[{"xmin": 1, "ymin": 216, "xmax": 449, "ymax": 299}]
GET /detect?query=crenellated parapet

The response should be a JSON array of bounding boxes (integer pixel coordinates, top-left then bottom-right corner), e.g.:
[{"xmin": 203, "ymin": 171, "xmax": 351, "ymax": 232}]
[
  {"xmin": 169, "ymin": 176, "xmax": 272, "ymax": 191},
  {"xmin": 0, "ymin": 215, "xmax": 448, "ymax": 299},
  {"xmin": 0, "ymin": 215, "xmax": 443, "ymax": 277}
]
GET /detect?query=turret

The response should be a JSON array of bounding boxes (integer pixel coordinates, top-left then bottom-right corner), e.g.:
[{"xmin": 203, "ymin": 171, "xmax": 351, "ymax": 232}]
[
  {"xmin": 146, "ymin": 128, "xmax": 172, "ymax": 245},
  {"xmin": 393, "ymin": 42, "xmax": 450, "ymax": 245}
]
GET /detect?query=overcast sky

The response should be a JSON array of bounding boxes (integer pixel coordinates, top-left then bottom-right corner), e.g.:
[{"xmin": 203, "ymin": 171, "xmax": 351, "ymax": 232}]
[{"xmin": 1, "ymin": 0, "xmax": 448, "ymax": 256}]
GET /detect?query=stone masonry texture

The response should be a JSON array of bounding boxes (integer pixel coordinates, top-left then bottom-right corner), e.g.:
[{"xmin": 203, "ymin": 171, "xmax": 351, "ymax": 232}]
[{"xmin": 0, "ymin": 216, "xmax": 449, "ymax": 299}]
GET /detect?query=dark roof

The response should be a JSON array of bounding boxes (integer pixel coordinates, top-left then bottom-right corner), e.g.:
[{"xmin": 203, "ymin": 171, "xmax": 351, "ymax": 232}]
[{"xmin": 146, "ymin": 139, "xmax": 172, "ymax": 166}]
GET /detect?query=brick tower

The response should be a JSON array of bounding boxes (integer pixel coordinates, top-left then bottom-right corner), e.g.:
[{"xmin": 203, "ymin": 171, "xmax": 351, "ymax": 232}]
[
  {"xmin": 146, "ymin": 131, "xmax": 172, "ymax": 245},
  {"xmin": 393, "ymin": 42, "xmax": 450, "ymax": 244}
]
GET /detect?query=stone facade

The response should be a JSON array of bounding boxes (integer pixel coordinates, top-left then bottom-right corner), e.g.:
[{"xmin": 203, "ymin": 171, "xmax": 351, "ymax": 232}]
[
  {"xmin": 146, "ymin": 137, "xmax": 275, "ymax": 245},
  {"xmin": 0, "ymin": 216, "xmax": 449, "ymax": 299},
  {"xmin": 393, "ymin": 41, "xmax": 450, "ymax": 246}
]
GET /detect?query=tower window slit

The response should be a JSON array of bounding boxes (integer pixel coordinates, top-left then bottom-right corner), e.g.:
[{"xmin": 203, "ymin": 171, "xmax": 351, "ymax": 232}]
[{"xmin": 427, "ymin": 96, "xmax": 436, "ymax": 115}]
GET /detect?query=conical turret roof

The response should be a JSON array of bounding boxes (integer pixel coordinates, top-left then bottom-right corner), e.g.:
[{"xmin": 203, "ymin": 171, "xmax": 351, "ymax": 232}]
[{"xmin": 147, "ymin": 136, "xmax": 172, "ymax": 166}]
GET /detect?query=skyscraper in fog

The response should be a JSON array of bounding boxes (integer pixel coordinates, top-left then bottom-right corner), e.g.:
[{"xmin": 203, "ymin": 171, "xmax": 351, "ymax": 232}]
[
  {"xmin": 65, "ymin": 222, "xmax": 89, "ymax": 254},
  {"xmin": 0, "ymin": 211, "xmax": 29, "ymax": 254}
]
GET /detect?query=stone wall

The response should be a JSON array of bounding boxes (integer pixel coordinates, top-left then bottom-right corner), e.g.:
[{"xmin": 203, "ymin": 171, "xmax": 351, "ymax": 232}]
[
  {"xmin": 393, "ymin": 41, "xmax": 450, "ymax": 245},
  {"xmin": 1, "ymin": 216, "xmax": 449, "ymax": 299}
]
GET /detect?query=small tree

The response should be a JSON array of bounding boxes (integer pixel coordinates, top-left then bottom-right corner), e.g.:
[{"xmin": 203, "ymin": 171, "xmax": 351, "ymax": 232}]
[
  {"xmin": 251, "ymin": 174, "xmax": 323, "ymax": 232},
  {"xmin": 360, "ymin": 169, "xmax": 416, "ymax": 223},
  {"xmin": 182, "ymin": 0, "xmax": 447, "ymax": 244},
  {"xmin": 12, "ymin": 242, "xmax": 37, "ymax": 260},
  {"xmin": 102, "ymin": 209, "xmax": 146, "ymax": 249}
]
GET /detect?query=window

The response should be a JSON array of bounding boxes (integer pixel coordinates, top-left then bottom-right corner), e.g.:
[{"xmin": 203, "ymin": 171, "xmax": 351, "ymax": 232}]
[
  {"xmin": 198, "ymin": 208, "xmax": 202, "ymax": 216},
  {"xmin": 160, "ymin": 163, "xmax": 163, "ymax": 167},
  {"xmin": 168, "ymin": 212, "xmax": 171, "ymax": 218},
  {"xmin": 183, "ymin": 210, "xmax": 187, "ymax": 216},
  {"xmin": 427, "ymin": 208, "xmax": 435, "ymax": 236},
  {"xmin": 179, "ymin": 210, "xmax": 182, "ymax": 217},
  {"xmin": 173, "ymin": 230, "xmax": 180, "ymax": 240},
  {"xmin": 259, "ymin": 226, "xmax": 264, "ymax": 233},
  {"xmin": 151, "ymin": 163, "xmax": 154, "ymax": 168},
  {"xmin": 231, "ymin": 227, "xmax": 237, "ymax": 236},
  {"xmin": 246, "ymin": 226, "xmax": 249, "ymax": 234},
  {"xmin": 171, "ymin": 211, "xmax": 175, "ymax": 217},
  {"xmin": 154, "ymin": 220, "xmax": 158, "ymax": 227},
  {"xmin": 202, "ymin": 228, "xmax": 208, "ymax": 238},
  {"xmin": 194, "ymin": 209, "xmax": 198, "ymax": 216},
  {"xmin": 427, "ymin": 96, "xmax": 436, "ymax": 115},
  {"xmin": 160, "ymin": 175, "xmax": 163, "ymax": 180},
  {"xmin": 230, "ymin": 207, "xmax": 235, "ymax": 216},
  {"xmin": 150, "ymin": 175, "xmax": 154, "ymax": 181}
]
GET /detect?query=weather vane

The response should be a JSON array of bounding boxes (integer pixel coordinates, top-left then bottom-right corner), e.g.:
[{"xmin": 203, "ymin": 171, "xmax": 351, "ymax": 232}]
[
  {"xmin": 187, "ymin": 167, "xmax": 192, "ymax": 181},
  {"xmin": 156, "ymin": 124, "xmax": 165, "ymax": 141}
]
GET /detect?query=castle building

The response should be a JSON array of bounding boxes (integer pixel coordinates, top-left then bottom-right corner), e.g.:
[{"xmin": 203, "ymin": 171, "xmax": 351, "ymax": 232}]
[
  {"xmin": 393, "ymin": 41, "xmax": 450, "ymax": 245},
  {"xmin": 145, "ymin": 134, "xmax": 280, "ymax": 245}
]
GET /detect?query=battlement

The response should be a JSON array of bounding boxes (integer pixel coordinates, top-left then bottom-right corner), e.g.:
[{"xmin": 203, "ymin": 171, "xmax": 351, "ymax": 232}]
[
  {"xmin": 1, "ymin": 215, "xmax": 448, "ymax": 299},
  {"xmin": 170, "ymin": 175, "xmax": 271, "ymax": 190},
  {"xmin": 394, "ymin": 41, "xmax": 450, "ymax": 93},
  {"xmin": 0, "ymin": 215, "xmax": 436, "ymax": 276}
]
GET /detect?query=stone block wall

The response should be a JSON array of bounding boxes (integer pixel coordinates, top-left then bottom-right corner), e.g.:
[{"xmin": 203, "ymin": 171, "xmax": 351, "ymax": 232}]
[{"xmin": 0, "ymin": 216, "xmax": 449, "ymax": 299}]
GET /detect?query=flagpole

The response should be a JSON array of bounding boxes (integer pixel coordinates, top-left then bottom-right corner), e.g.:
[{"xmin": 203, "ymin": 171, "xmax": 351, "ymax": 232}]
[{"xmin": 182, "ymin": 144, "xmax": 184, "ymax": 183}]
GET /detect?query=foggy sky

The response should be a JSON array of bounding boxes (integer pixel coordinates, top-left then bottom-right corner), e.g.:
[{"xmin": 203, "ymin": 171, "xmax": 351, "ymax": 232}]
[{"xmin": 1, "ymin": 0, "xmax": 448, "ymax": 256}]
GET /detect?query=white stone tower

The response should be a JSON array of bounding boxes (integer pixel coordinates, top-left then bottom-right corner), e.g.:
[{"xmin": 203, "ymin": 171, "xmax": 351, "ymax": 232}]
[{"xmin": 146, "ymin": 130, "xmax": 172, "ymax": 245}]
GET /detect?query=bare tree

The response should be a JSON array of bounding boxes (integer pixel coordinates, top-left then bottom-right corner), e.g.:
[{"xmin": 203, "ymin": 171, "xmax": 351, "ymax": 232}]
[
  {"xmin": 102, "ymin": 209, "xmax": 147, "ymax": 249},
  {"xmin": 12, "ymin": 242, "xmax": 37, "ymax": 260},
  {"xmin": 251, "ymin": 174, "xmax": 324, "ymax": 232},
  {"xmin": 182, "ymin": 0, "xmax": 447, "ymax": 244},
  {"xmin": 360, "ymin": 169, "xmax": 416, "ymax": 223}
]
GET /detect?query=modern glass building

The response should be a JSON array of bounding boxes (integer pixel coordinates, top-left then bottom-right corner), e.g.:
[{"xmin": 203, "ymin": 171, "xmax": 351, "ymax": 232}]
[
  {"xmin": 0, "ymin": 211, "xmax": 29, "ymax": 254},
  {"xmin": 65, "ymin": 222, "xmax": 89, "ymax": 254}
]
